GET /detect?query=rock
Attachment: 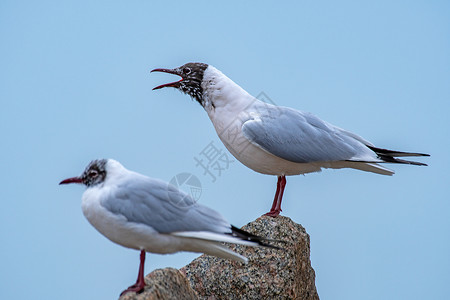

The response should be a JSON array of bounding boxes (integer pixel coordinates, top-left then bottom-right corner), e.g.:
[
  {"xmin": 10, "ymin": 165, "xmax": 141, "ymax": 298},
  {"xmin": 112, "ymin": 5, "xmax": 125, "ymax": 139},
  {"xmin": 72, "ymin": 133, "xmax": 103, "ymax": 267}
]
[
  {"xmin": 181, "ymin": 216, "xmax": 319, "ymax": 300},
  {"xmin": 120, "ymin": 216, "xmax": 319, "ymax": 300},
  {"xmin": 119, "ymin": 268, "xmax": 198, "ymax": 300}
]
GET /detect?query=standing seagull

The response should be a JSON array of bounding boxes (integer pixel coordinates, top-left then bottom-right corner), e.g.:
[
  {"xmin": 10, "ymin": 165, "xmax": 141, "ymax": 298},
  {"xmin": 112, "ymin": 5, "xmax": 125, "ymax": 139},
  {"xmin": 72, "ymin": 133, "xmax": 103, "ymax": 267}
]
[
  {"xmin": 151, "ymin": 62, "xmax": 429, "ymax": 217},
  {"xmin": 60, "ymin": 159, "xmax": 277, "ymax": 296}
]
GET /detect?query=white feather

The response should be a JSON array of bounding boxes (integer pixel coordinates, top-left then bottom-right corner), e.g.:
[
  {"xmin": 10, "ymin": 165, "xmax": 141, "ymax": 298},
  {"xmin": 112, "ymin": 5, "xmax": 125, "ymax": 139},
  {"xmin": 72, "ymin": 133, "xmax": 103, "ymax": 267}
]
[{"xmin": 171, "ymin": 231, "xmax": 259, "ymax": 247}]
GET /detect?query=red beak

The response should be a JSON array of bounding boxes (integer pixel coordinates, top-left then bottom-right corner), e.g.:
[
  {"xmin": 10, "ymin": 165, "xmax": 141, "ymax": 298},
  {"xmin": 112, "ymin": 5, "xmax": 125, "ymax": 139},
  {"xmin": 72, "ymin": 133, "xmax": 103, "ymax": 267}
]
[
  {"xmin": 59, "ymin": 176, "xmax": 83, "ymax": 185},
  {"xmin": 151, "ymin": 68, "xmax": 183, "ymax": 90}
]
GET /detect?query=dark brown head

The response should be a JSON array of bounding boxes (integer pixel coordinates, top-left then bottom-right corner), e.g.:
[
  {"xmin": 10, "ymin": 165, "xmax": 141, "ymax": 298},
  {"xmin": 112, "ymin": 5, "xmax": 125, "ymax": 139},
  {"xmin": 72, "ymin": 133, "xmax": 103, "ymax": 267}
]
[
  {"xmin": 151, "ymin": 62, "xmax": 208, "ymax": 105},
  {"xmin": 59, "ymin": 159, "xmax": 108, "ymax": 187}
]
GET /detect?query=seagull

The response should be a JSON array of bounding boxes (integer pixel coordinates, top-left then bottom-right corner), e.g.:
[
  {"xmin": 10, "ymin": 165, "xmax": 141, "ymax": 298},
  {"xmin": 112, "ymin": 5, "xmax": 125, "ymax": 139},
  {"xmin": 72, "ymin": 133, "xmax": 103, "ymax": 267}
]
[
  {"xmin": 151, "ymin": 62, "xmax": 429, "ymax": 217},
  {"xmin": 60, "ymin": 159, "xmax": 277, "ymax": 296}
]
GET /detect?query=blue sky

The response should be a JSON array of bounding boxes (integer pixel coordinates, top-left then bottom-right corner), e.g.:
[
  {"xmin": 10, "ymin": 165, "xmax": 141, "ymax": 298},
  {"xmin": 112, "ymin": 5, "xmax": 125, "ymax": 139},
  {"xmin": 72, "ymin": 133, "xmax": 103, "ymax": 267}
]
[{"xmin": 1, "ymin": 1, "xmax": 449, "ymax": 299}]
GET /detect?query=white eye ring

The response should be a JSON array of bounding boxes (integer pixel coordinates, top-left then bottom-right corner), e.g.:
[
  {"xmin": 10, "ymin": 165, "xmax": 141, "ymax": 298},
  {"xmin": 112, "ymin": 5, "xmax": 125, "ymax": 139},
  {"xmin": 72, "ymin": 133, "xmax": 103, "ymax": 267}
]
[{"xmin": 183, "ymin": 67, "xmax": 191, "ymax": 74}]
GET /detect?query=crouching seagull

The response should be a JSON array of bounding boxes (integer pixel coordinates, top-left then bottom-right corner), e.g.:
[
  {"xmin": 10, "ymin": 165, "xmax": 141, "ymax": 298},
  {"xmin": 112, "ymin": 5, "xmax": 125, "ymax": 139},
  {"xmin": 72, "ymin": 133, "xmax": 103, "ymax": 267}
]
[
  {"xmin": 60, "ymin": 159, "xmax": 278, "ymax": 296},
  {"xmin": 151, "ymin": 62, "xmax": 429, "ymax": 217}
]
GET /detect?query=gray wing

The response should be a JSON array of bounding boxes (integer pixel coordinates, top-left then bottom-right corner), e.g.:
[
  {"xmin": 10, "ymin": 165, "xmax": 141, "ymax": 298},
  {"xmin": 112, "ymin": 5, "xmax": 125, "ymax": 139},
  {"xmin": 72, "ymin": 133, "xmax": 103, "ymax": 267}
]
[
  {"xmin": 242, "ymin": 105, "xmax": 375, "ymax": 163},
  {"xmin": 101, "ymin": 174, "xmax": 231, "ymax": 234}
]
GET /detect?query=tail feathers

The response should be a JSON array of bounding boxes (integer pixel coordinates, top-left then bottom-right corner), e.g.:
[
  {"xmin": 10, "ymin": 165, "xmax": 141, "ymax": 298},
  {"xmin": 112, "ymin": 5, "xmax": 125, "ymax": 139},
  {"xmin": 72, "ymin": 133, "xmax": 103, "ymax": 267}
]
[
  {"xmin": 367, "ymin": 145, "xmax": 429, "ymax": 166},
  {"xmin": 169, "ymin": 233, "xmax": 250, "ymax": 263},
  {"xmin": 203, "ymin": 242, "xmax": 249, "ymax": 263},
  {"xmin": 174, "ymin": 226, "xmax": 282, "ymax": 263},
  {"xmin": 343, "ymin": 161, "xmax": 395, "ymax": 175},
  {"xmin": 171, "ymin": 228, "xmax": 282, "ymax": 249}
]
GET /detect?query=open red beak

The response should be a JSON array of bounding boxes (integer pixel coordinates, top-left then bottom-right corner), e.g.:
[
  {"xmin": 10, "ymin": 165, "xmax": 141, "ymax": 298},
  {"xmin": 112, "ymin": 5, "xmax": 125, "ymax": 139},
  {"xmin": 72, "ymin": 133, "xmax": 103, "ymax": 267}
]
[
  {"xmin": 59, "ymin": 176, "xmax": 83, "ymax": 185},
  {"xmin": 151, "ymin": 68, "xmax": 183, "ymax": 90}
]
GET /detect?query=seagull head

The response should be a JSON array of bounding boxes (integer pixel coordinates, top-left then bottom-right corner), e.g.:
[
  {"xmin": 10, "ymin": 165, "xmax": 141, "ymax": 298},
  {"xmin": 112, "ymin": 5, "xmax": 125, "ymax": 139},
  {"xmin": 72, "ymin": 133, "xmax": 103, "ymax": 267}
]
[
  {"xmin": 151, "ymin": 62, "xmax": 208, "ymax": 105},
  {"xmin": 60, "ymin": 159, "xmax": 108, "ymax": 187}
]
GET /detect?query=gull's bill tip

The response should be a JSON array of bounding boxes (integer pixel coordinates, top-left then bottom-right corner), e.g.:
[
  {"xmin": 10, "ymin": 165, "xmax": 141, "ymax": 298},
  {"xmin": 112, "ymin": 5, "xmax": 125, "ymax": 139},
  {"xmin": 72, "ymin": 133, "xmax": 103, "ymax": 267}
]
[
  {"xmin": 150, "ymin": 68, "xmax": 175, "ymax": 74},
  {"xmin": 151, "ymin": 68, "xmax": 184, "ymax": 90},
  {"xmin": 59, "ymin": 176, "xmax": 83, "ymax": 185}
]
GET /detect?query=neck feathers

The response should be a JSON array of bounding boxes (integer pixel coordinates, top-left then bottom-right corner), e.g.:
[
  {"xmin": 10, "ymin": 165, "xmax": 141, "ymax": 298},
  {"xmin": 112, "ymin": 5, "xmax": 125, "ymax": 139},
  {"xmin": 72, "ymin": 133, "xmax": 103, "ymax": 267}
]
[{"xmin": 201, "ymin": 66, "xmax": 254, "ymax": 113}]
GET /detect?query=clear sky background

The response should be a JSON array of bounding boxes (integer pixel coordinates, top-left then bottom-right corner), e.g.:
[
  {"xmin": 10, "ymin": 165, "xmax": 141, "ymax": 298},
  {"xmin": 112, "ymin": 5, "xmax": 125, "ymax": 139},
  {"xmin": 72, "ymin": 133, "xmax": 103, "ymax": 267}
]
[{"xmin": 1, "ymin": 1, "xmax": 449, "ymax": 299}]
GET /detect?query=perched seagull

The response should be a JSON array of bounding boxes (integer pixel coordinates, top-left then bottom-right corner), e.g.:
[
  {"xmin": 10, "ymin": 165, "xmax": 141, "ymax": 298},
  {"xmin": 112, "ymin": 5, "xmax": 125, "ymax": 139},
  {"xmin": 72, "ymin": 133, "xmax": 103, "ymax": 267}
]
[
  {"xmin": 60, "ymin": 159, "xmax": 277, "ymax": 296},
  {"xmin": 151, "ymin": 62, "xmax": 429, "ymax": 217}
]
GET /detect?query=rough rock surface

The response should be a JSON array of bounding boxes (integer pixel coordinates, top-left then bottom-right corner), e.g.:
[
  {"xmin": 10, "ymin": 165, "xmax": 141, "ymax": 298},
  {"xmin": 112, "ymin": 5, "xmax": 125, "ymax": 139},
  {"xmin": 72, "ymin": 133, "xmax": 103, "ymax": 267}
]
[
  {"xmin": 119, "ymin": 268, "xmax": 198, "ymax": 300},
  {"xmin": 120, "ymin": 216, "xmax": 319, "ymax": 300},
  {"xmin": 181, "ymin": 216, "xmax": 319, "ymax": 300}
]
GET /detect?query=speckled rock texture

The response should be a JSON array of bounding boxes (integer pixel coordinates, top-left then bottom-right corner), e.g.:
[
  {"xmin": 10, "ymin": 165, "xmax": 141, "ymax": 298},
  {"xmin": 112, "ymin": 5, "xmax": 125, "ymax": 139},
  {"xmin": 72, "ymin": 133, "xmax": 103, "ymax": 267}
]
[
  {"xmin": 120, "ymin": 216, "xmax": 319, "ymax": 300},
  {"xmin": 181, "ymin": 216, "xmax": 319, "ymax": 300},
  {"xmin": 119, "ymin": 268, "xmax": 198, "ymax": 300}
]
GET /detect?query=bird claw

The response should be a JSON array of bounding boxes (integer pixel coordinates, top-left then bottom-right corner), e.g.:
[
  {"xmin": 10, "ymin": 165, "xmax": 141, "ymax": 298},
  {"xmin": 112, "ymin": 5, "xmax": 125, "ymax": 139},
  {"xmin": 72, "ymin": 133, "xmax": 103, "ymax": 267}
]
[
  {"xmin": 264, "ymin": 210, "xmax": 281, "ymax": 217},
  {"xmin": 120, "ymin": 282, "xmax": 146, "ymax": 296}
]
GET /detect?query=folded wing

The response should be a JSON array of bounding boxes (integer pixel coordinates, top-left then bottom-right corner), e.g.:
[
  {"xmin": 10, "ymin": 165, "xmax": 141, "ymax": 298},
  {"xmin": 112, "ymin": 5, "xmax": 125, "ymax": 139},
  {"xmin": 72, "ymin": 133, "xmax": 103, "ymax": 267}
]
[
  {"xmin": 102, "ymin": 175, "xmax": 231, "ymax": 234},
  {"xmin": 242, "ymin": 106, "xmax": 377, "ymax": 163}
]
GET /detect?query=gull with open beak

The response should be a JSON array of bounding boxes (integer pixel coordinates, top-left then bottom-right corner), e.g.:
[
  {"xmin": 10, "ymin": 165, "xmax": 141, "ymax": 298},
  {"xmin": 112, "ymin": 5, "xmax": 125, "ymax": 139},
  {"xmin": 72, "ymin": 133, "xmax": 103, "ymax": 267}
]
[{"xmin": 151, "ymin": 62, "xmax": 429, "ymax": 217}]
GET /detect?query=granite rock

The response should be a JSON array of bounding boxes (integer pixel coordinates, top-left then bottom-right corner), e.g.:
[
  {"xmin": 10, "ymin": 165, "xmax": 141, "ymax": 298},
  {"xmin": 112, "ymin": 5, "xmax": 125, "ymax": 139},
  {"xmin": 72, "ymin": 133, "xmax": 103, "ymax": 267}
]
[
  {"xmin": 181, "ymin": 216, "xmax": 319, "ymax": 300},
  {"xmin": 120, "ymin": 216, "xmax": 319, "ymax": 300},
  {"xmin": 119, "ymin": 268, "xmax": 198, "ymax": 300}
]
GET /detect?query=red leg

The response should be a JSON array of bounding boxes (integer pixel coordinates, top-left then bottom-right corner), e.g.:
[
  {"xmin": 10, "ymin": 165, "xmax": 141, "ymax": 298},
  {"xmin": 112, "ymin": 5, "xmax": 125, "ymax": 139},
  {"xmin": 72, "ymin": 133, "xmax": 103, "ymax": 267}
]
[
  {"xmin": 120, "ymin": 250, "xmax": 147, "ymax": 296},
  {"xmin": 265, "ymin": 176, "xmax": 286, "ymax": 217},
  {"xmin": 268, "ymin": 176, "xmax": 282, "ymax": 212},
  {"xmin": 273, "ymin": 176, "xmax": 286, "ymax": 213}
]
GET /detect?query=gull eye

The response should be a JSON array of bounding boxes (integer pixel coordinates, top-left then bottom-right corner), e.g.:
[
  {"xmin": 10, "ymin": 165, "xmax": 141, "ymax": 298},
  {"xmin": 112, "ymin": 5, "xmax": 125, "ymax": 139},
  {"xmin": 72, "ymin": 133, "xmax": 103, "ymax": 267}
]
[
  {"xmin": 183, "ymin": 67, "xmax": 191, "ymax": 74},
  {"xmin": 89, "ymin": 170, "xmax": 98, "ymax": 178}
]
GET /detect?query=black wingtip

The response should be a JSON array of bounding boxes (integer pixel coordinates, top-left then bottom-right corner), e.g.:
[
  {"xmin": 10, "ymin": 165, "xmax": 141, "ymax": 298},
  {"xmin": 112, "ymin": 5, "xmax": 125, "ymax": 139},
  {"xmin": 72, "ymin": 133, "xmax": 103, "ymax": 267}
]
[
  {"xmin": 229, "ymin": 225, "xmax": 284, "ymax": 249},
  {"xmin": 366, "ymin": 145, "xmax": 430, "ymax": 165},
  {"xmin": 378, "ymin": 155, "xmax": 429, "ymax": 166},
  {"xmin": 367, "ymin": 145, "xmax": 430, "ymax": 158}
]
